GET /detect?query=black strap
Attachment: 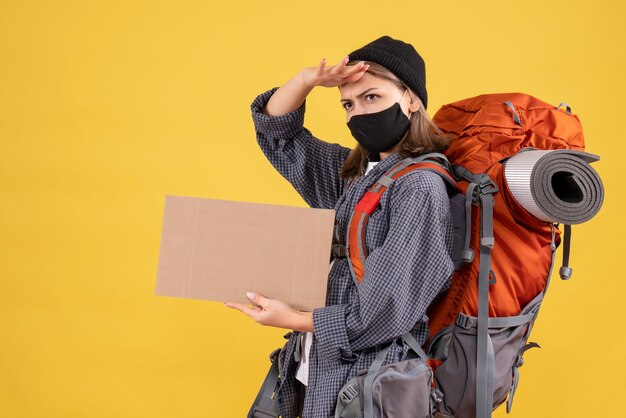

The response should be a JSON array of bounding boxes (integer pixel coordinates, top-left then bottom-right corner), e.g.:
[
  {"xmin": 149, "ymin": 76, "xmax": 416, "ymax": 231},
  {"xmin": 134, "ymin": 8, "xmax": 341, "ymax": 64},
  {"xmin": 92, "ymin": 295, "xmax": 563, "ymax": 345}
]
[
  {"xmin": 248, "ymin": 349, "xmax": 281, "ymax": 418},
  {"xmin": 331, "ymin": 243, "xmax": 347, "ymax": 259}
]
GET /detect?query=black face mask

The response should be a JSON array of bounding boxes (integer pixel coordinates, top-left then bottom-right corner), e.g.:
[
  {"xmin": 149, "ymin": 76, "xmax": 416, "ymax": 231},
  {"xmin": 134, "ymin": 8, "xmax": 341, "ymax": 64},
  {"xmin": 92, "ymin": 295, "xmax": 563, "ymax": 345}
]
[{"xmin": 346, "ymin": 89, "xmax": 411, "ymax": 154}]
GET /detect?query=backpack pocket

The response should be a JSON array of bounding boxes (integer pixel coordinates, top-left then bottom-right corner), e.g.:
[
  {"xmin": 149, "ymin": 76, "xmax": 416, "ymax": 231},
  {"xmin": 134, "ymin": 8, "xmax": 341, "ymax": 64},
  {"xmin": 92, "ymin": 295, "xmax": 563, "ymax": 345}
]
[
  {"xmin": 335, "ymin": 358, "xmax": 433, "ymax": 418},
  {"xmin": 427, "ymin": 294, "xmax": 542, "ymax": 418},
  {"xmin": 335, "ymin": 337, "xmax": 434, "ymax": 418}
]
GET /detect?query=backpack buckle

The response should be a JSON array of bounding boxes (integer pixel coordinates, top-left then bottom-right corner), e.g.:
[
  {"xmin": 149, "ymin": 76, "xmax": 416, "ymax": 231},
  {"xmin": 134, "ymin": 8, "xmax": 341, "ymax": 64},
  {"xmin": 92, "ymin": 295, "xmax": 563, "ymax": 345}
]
[
  {"xmin": 431, "ymin": 387, "xmax": 444, "ymax": 404},
  {"xmin": 478, "ymin": 175, "xmax": 499, "ymax": 194},
  {"xmin": 455, "ymin": 314, "xmax": 475, "ymax": 329},
  {"xmin": 331, "ymin": 244, "xmax": 347, "ymax": 258},
  {"xmin": 461, "ymin": 249, "xmax": 475, "ymax": 263},
  {"xmin": 339, "ymin": 383, "xmax": 359, "ymax": 404}
]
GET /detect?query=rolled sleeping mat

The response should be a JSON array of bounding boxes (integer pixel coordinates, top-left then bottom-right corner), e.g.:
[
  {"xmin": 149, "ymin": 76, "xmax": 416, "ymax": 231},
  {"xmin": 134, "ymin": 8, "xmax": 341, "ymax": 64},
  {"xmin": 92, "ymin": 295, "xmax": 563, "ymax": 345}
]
[{"xmin": 503, "ymin": 149, "xmax": 604, "ymax": 224}]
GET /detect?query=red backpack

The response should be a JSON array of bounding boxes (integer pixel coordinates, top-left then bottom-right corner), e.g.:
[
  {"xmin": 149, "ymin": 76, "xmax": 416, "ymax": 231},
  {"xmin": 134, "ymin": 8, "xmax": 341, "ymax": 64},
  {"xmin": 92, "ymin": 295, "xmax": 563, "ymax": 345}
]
[{"xmin": 341, "ymin": 93, "xmax": 603, "ymax": 418}]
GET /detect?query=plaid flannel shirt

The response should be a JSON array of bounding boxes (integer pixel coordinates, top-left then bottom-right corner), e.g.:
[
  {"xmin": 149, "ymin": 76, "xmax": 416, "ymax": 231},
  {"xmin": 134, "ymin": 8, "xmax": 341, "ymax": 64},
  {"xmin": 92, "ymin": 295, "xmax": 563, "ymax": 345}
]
[{"xmin": 250, "ymin": 87, "xmax": 455, "ymax": 418}]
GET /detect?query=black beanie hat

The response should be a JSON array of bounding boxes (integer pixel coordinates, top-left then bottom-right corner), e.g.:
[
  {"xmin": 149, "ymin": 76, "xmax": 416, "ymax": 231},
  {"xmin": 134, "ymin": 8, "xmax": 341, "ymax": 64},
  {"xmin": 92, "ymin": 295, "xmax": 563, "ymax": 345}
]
[{"xmin": 347, "ymin": 35, "xmax": 428, "ymax": 109}]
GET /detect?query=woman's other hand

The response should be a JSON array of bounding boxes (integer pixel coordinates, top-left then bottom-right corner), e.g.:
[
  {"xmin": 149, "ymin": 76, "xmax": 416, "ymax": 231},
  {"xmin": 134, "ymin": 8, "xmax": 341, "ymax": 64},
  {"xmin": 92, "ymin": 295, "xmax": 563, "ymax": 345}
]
[
  {"xmin": 300, "ymin": 57, "xmax": 369, "ymax": 88},
  {"xmin": 224, "ymin": 292, "xmax": 314, "ymax": 332}
]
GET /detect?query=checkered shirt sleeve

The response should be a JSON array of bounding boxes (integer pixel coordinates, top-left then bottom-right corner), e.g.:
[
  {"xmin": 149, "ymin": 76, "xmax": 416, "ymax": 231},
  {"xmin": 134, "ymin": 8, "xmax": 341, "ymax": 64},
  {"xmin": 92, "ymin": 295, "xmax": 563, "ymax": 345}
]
[
  {"xmin": 312, "ymin": 171, "xmax": 455, "ymax": 361},
  {"xmin": 250, "ymin": 87, "xmax": 352, "ymax": 209}
]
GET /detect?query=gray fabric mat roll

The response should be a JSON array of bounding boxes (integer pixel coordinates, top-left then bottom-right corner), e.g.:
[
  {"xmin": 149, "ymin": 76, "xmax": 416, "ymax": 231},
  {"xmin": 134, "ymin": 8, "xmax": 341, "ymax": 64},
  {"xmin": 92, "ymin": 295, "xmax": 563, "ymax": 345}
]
[{"xmin": 504, "ymin": 149, "xmax": 604, "ymax": 224}]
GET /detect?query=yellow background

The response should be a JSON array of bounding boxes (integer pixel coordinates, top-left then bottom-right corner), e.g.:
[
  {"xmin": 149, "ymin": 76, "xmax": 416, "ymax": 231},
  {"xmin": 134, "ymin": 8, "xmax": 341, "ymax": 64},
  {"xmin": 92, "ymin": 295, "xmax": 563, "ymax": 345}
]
[{"xmin": 1, "ymin": 0, "xmax": 623, "ymax": 417}]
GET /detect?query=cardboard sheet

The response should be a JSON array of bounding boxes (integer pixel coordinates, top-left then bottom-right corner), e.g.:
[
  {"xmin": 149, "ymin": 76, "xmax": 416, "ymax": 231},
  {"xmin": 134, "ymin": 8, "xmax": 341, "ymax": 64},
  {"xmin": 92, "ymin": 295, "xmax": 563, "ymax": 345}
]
[{"xmin": 155, "ymin": 195, "xmax": 335, "ymax": 311}]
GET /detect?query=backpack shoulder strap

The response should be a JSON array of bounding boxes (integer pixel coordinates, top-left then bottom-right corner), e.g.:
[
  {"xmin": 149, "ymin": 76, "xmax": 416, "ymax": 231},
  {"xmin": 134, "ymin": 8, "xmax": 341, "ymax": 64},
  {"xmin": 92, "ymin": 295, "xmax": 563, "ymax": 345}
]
[{"xmin": 346, "ymin": 154, "xmax": 457, "ymax": 286}]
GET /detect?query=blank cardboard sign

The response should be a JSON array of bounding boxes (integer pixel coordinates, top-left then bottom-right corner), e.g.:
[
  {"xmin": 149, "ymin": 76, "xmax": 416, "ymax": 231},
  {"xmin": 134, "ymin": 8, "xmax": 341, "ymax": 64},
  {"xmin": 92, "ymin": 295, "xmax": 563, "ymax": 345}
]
[{"xmin": 155, "ymin": 195, "xmax": 335, "ymax": 311}]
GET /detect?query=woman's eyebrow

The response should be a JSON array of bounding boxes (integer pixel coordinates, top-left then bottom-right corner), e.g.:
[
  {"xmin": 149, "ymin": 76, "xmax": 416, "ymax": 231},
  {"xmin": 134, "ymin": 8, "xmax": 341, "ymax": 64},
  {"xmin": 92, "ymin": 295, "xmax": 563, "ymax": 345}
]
[{"xmin": 340, "ymin": 88, "xmax": 380, "ymax": 103}]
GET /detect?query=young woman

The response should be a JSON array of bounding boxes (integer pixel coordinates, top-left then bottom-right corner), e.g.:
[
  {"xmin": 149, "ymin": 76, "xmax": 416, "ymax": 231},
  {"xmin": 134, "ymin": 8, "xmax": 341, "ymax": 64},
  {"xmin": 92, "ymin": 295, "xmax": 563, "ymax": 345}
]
[{"xmin": 226, "ymin": 35, "xmax": 455, "ymax": 418}]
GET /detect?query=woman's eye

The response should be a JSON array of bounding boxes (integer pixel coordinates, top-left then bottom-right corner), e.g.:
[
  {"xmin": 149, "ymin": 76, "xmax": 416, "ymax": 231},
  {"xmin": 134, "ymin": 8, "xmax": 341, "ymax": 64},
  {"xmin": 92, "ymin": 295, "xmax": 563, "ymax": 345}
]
[{"xmin": 342, "ymin": 95, "xmax": 377, "ymax": 110}]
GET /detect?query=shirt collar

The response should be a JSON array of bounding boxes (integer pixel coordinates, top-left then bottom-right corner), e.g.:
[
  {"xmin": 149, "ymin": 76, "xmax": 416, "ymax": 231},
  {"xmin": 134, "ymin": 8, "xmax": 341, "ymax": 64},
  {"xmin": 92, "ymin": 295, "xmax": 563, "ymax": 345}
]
[{"xmin": 365, "ymin": 152, "xmax": 402, "ymax": 177}]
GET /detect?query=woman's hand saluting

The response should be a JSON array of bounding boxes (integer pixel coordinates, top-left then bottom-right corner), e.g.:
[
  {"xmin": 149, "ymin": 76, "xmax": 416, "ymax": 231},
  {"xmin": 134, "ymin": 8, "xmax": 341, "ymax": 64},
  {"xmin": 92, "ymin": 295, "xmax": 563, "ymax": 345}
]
[
  {"xmin": 225, "ymin": 292, "xmax": 314, "ymax": 332},
  {"xmin": 262, "ymin": 57, "xmax": 368, "ymax": 119},
  {"xmin": 300, "ymin": 56, "xmax": 369, "ymax": 88}
]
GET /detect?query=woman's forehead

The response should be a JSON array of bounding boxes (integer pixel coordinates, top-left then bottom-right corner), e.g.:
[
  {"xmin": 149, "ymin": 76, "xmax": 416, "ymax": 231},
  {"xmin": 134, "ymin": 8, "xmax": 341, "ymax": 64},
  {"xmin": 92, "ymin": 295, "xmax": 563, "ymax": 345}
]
[{"xmin": 339, "ymin": 73, "xmax": 395, "ymax": 97}]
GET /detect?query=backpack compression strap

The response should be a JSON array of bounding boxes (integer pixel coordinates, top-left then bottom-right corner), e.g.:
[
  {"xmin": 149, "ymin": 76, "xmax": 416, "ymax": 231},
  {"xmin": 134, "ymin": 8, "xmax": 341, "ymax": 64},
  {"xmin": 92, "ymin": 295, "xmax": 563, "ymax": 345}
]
[
  {"xmin": 475, "ymin": 173, "xmax": 498, "ymax": 418},
  {"xmin": 346, "ymin": 154, "xmax": 456, "ymax": 286}
]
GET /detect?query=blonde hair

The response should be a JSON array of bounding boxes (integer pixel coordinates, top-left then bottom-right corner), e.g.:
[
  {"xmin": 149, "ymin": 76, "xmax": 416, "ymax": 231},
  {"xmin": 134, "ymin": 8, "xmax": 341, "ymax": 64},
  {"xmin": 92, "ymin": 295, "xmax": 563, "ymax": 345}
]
[{"xmin": 339, "ymin": 61, "xmax": 451, "ymax": 180}]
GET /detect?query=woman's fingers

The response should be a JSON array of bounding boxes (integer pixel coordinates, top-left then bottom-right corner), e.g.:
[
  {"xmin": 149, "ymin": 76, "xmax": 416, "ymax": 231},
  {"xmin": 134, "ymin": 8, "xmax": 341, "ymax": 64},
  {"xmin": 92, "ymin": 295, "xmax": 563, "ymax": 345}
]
[
  {"xmin": 343, "ymin": 67, "xmax": 369, "ymax": 84},
  {"xmin": 329, "ymin": 56, "xmax": 349, "ymax": 75},
  {"xmin": 329, "ymin": 59, "xmax": 368, "ymax": 85},
  {"xmin": 333, "ymin": 58, "xmax": 369, "ymax": 79},
  {"xmin": 225, "ymin": 293, "xmax": 312, "ymax": 331},
  {"xmin": 342, "ymin": 62, "xmax": 369, "ymax": 81},
  {"xmin": 306, "ymin": 57, "xmax": 369, "ymax": 88},
  {"xmin": 224, "ymin": 301, "xmax": 259, "ymax": 319},
  {"xmin": 224, "ymin": 291, "xmax": 269, "ymax": 319},
  {"xmin": 246, "ymin": 291, "xmax": 269, "ymax": 308},
  {"xmin": 316, "ymin": 58, "xmax": 326, "ymax": 77},
  {"xmin": 225, "ymin": 292, "xmax": 289, "ymax": 327},
  {"xmin": 344, "ymin": 60, "xmax": 367, "ymax": 75}
]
